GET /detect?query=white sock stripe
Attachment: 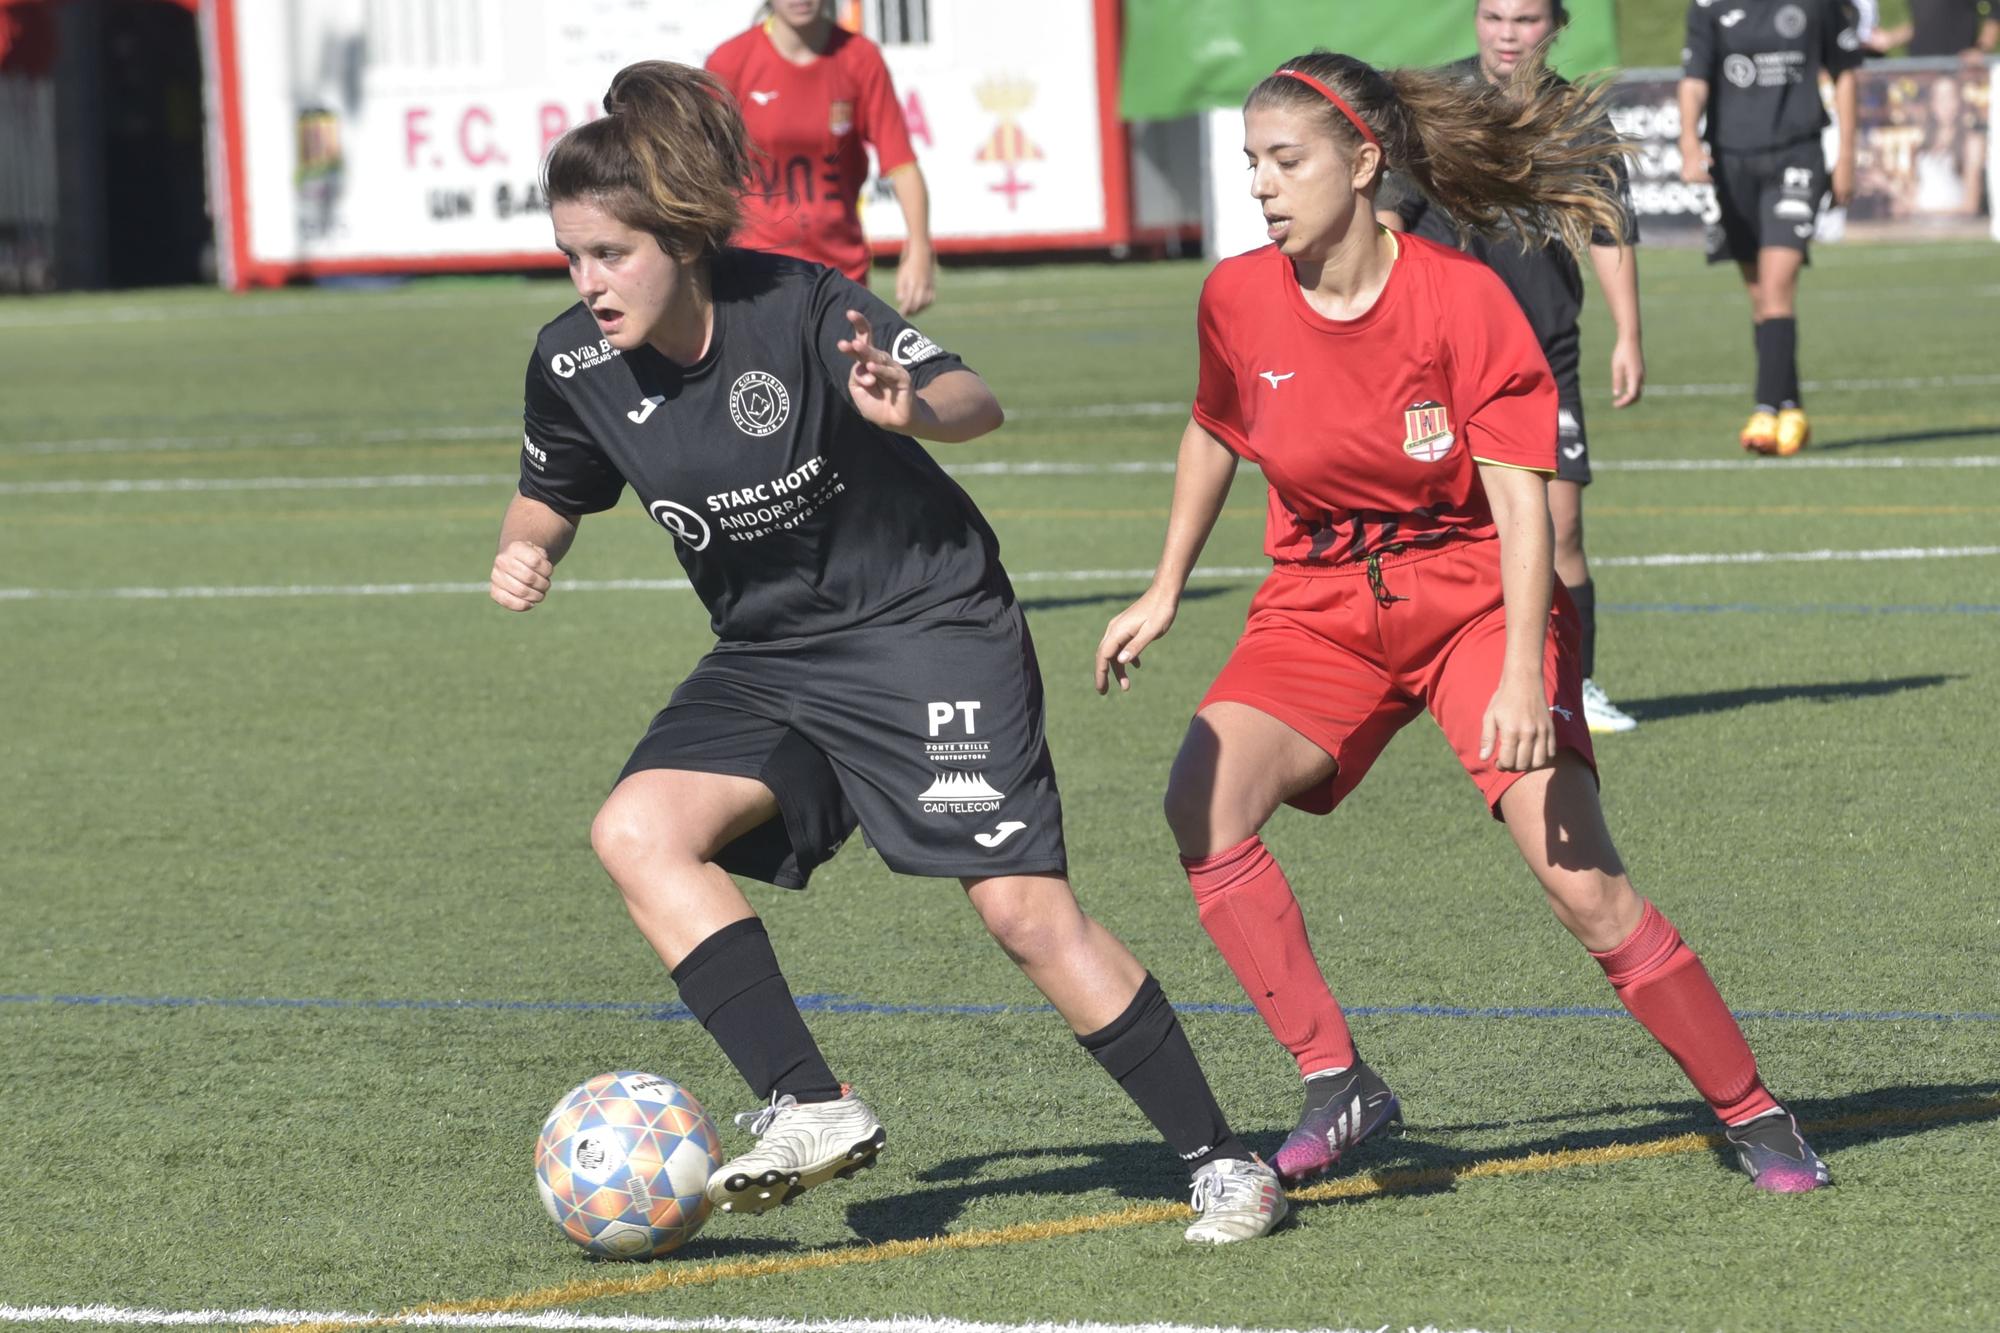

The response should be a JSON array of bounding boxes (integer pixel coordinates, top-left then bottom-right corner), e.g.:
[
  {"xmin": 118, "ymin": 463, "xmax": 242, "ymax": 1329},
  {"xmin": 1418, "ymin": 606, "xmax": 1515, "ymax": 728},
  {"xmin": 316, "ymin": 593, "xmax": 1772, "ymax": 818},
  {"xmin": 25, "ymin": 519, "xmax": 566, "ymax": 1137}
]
[
  {"xmin": 0, "ymin": 1309, "xmax": 1506, "ymax": 1333},
  {"xmin": 1, "ymin": 546, "xmax": 1994, "ymax": 603}
]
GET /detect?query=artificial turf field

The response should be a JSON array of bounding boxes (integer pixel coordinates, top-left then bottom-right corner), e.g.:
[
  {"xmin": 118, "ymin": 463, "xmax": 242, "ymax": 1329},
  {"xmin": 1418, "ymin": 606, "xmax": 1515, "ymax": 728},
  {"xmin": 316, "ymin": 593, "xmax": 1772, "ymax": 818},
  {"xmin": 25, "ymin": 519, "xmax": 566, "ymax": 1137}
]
[{"xmin": 2, "ymin": 239, "xmax": 1996, "ymax": 1333}]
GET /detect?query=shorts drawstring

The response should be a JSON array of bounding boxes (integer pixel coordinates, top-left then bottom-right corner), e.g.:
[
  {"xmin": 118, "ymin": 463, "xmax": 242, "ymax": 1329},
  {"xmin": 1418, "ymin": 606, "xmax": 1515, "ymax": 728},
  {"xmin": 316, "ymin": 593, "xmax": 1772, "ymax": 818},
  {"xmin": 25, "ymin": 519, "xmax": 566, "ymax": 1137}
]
[{"xmin": 1365, "ymin": 545, "xmax": 1407, "ymax": 606}]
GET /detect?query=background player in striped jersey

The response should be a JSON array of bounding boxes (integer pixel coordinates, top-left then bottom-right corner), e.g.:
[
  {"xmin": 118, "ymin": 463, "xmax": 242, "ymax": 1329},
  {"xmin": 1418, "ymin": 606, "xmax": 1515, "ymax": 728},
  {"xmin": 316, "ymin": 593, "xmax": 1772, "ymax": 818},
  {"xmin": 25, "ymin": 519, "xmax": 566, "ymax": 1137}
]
[
  {"xmin": 492, "ymin": 60, "xmax": 1284, "ymax": 1244},
  {"xmin": 707, "ymin": 0, "xmax": 936, "ymax": 315},
  {"xmin": 1378, "ymin": 0, "xmax": 1646, "ymax": 735},
  {"xmin": 1096, "ymin": 49, "xmax": 1830, "ymax": 1196}
]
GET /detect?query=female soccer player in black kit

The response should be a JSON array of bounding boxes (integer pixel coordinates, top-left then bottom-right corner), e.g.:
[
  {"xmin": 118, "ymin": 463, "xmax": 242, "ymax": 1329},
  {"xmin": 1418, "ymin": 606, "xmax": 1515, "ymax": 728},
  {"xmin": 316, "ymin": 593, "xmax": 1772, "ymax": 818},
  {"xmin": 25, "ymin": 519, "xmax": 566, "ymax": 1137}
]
[
  {"xmin": 1379, "ymin": 0, "xmax": 1645, "ymax": 735},
  {"xmin": 487, "ymin": 61, "xmax": 1285, "ymax": 1244},
  {"xmin": 1680, "ymin": 0, "xmax": 1862, "ymax": 455}
]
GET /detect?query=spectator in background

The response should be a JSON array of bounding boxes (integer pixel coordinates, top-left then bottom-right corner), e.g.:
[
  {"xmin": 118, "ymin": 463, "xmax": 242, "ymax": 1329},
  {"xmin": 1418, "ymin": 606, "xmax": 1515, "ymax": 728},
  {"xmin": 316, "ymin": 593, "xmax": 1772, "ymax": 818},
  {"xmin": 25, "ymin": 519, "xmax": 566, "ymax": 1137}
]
[{"xmin": 707, "ymin": 0, "xmax": 937, "ymax": 314}]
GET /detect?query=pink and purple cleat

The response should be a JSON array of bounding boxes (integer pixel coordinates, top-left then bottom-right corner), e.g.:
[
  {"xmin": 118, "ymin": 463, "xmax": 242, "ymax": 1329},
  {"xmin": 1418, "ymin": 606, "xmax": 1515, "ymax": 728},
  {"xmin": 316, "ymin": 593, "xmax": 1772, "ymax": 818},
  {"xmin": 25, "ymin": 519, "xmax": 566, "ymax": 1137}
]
[
  {"xmin": 1272, "ymin": 1058, "xmax": 1403, "ymax": 1186},
  {"xmin": 1724, "ymin": 1109, "xmax": 1831, "ymax": 1193}
]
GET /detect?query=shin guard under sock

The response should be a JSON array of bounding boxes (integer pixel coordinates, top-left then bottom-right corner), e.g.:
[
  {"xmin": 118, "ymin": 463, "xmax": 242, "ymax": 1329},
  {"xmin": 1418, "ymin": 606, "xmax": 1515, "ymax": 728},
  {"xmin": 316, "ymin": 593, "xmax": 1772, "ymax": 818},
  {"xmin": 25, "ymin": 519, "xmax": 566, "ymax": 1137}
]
[
  {"xmin": 1570, "ymin": 578, "xmax": 1597, "ymax": 680},
  {"xmin": 1754, "ymin": 317, "xmax": 1801, "ymax": 410},
  {"xmin": 671, "ymin": 918, "xmax": 842, "ymax": 1103},
  {"xmin": 1590, "ymin": 900, "xmax": 1778, "ymax": 1124},
  {"xmin": 1078, "ymin": 973, "xmax": 1248, "ymax": 1169},
  {"xmin": 1183, "ymin": 834, "xmax": 1355, "ymax": 1078}
]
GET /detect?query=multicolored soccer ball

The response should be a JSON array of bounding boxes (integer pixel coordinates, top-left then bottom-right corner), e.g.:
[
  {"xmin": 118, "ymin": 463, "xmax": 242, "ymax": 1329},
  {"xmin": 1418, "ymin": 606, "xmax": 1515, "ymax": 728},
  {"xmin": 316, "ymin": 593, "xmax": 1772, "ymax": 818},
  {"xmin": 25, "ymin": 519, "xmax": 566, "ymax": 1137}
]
[{"xmin": 534, "ymin": 1071, "xmax": 724, "ymax": 1260}]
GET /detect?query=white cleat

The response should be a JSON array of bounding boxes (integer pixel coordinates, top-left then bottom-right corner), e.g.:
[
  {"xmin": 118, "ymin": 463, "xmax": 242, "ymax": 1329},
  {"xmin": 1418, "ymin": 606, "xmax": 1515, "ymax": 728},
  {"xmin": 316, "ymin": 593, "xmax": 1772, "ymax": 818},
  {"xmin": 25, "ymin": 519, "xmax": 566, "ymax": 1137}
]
[
  {"xmin": 706, "ymin": 1089, "xmax": 886, "ymax": 1215},
  {"xmin": 1184, "ymin": 1154, "xmax": 1288, "ymax": 1244},
  {"xmin": 1581, "ymin": 677, "xmax": 1639, "ymax": 734}
]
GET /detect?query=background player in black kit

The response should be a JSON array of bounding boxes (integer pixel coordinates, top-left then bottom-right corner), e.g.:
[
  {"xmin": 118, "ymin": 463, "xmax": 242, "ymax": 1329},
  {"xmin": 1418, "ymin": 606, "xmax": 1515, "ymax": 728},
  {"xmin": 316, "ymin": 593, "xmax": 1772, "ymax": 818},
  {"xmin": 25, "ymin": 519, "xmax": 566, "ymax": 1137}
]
[
  {"xmin": 487, "ymin": 60, "xmax": 1286, "ymax": 1245},
  {"xmin": 1378, "ymin": 0, "xmax": 1646, "ymax": 736},
  {"xmin": 1680, "ymin": 0, "xmax": 1863, "ymax": 456}
]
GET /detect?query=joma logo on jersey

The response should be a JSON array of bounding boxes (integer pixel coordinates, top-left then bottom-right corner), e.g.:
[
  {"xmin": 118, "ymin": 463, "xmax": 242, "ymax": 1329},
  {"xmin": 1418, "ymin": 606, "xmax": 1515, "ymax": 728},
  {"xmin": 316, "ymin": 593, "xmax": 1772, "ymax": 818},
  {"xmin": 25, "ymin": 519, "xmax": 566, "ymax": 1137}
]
[{"xmin": 1402, "ymin": 401, "xmax": 1455, "ymax": 462}]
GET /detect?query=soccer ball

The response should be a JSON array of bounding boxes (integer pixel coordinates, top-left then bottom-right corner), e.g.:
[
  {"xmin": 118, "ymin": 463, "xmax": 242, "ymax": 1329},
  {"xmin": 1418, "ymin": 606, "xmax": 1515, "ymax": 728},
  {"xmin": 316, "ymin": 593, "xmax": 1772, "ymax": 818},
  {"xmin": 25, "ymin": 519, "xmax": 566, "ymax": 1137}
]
[{"xmin": 534, "ymin": 1071, "xmax": 724, "ymax": 1260}]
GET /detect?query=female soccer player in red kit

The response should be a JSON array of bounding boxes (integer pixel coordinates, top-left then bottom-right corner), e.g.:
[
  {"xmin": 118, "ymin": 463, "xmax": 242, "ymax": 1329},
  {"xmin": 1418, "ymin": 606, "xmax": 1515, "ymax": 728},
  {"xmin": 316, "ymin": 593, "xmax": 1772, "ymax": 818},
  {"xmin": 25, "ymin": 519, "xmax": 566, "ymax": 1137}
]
[
  {"xmin": 1096, "ymin": 50, "xmax": 1831, "ymax": 1195},
  {"xmin": 707, "ymin": 0, "xmax": 936, "ymax": 314}
]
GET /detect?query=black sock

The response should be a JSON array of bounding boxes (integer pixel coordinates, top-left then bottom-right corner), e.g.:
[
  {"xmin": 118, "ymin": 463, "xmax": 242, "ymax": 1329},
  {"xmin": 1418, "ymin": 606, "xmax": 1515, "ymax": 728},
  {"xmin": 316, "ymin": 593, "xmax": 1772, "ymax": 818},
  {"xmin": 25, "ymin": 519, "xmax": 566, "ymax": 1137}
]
[
  {"xmin": 1754, "ymin": 317, "xmax": 1800, "ymax": 410},
  {"xmin": 670, "ymin": 918, "xmax": 841, "ymax": 1103},
  {"xmin": 1749, "ymin": 319, "xmax": 1765, "ymax": 408},
  {"xmin": 1077, "ymin": 974, "xmax": 1249, "ymax": 1172},
  {"xmin": 1769, "ymin": 316, "xmax": 1800, "ymax": 408},
  {"xmin": 1569, "ymin": 578, "xmax": 1597, "ymax": 680}
]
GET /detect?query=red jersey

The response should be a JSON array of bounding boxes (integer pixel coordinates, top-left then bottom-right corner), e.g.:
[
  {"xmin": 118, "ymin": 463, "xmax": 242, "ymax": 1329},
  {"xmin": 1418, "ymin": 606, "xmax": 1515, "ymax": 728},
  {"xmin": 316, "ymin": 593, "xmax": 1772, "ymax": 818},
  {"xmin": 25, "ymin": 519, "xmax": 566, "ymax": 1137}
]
[
  {"xmin": 1193, "ymin": 234, "xmax": 1556, "ymax": 566},
  {"xmin": 706, "ymin": 24, "xmax": 916, "ymax": 282}
]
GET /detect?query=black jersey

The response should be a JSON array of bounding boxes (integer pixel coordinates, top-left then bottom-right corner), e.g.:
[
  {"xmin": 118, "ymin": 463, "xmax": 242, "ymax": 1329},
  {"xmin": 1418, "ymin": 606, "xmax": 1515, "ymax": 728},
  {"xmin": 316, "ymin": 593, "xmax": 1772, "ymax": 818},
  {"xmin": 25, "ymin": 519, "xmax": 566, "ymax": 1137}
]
[
  {"xmin": 1683, "ymin": 0, "xmax": 1863, "ymax": 152},
  {"xmin": 1379, "ymin": 59, "xmax": 1637, "ymax": 356},
  {"xmin": 1906, "ymin": 0, "xmax": 1987, "ymax": 56},
  {"xmin": 518, "ymin": 249, "xmax": 1005, "ymax": 642}
]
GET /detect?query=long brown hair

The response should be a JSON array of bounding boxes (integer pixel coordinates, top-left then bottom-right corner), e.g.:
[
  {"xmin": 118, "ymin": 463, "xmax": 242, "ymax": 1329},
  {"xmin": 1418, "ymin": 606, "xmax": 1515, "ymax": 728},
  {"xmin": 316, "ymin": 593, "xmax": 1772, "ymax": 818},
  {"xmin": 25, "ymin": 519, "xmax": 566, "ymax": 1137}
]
[
  {"xmin": 1247, "ymin": 49, "xmax": 1627, "ymax": 252},
  {"xmin": 543, "ymin": 61, "xmax": 754, "ymax": 260}
]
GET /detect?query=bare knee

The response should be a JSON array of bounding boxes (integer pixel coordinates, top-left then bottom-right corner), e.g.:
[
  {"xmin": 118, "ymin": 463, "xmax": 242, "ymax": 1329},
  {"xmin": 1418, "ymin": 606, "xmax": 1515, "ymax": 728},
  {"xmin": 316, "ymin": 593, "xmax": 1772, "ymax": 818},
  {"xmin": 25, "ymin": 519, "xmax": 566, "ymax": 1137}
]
[
  {"xmin": 973, "ymin": 883, "xmax": 1079, "ymax": 968},
  {"xmin": 591, "ymin": 793, "xmax": 698, "ymax": 884},
  {"xmin": 1543, "ymin": 871, "xmax": 1643, "ymax": 952},
  {"xmin": 1161, "ymin": 776, "xmax": 1209, "ymax": 853}
]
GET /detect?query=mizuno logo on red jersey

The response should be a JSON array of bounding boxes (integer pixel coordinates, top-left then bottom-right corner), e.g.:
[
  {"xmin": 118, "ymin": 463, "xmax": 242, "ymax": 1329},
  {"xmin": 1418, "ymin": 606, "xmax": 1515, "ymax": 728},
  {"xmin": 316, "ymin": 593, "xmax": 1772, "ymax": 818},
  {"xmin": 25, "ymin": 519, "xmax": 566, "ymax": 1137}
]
[{"xmin": 1258, "ymin": 371, "xmax": 1295, "ymax": 388}]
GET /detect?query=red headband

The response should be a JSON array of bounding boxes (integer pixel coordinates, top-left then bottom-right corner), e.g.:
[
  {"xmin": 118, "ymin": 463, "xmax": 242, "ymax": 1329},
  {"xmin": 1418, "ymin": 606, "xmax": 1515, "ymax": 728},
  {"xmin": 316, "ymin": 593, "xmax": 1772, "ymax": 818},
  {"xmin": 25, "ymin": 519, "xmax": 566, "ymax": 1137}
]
[{"xmin": 1274, "ymin": 68, "xmax": 1381, "ymax": 150}]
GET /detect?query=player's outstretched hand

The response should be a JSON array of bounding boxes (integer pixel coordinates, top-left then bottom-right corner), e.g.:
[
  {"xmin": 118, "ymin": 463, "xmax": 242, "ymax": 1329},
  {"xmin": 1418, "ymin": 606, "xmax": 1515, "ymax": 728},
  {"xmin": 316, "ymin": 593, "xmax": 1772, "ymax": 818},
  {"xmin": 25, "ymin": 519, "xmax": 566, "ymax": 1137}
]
[
  {"xmin": 1609, "ymin": 336, "xmax": 1645, "ymax": 409},
  {"xmin": 491, "ymin": 540, "xmax": 554, "ymax": 611},
  {"xmin": 896, "ymin": 247, "xmax": 936, "ymax": 317},
  {"xmin": 1095, "ymin": 587, "xmax": 1179, "ymax": 694},
  {"xmin": 1479, "ymin": 675, "xmax": 1555, "ymax": 773},
  {"xmin": 838, "ymin": 309, "xmax": 917, "ymax": 431}
]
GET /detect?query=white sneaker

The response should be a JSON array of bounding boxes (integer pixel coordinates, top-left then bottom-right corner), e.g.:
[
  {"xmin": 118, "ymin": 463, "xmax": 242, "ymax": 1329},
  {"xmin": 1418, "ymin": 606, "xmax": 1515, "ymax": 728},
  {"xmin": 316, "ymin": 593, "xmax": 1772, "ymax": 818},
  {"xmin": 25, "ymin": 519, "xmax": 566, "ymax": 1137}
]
[
  {"xmin": 1581, "ymin": 678, "xmax": 1638, "ymax": 734},
  {"xmin": 1184, "ymin": 1154, "xmax": 1288, "ymax": 1244},
  {"xmin": 706, "ymin": 1089, "xmax": 886, "ymax": 1215}
]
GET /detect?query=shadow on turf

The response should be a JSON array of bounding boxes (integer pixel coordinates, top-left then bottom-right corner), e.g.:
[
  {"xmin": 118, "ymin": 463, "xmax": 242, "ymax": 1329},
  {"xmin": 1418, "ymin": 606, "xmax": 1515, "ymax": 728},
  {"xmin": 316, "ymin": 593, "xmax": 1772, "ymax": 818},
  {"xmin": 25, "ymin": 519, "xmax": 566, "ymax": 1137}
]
[
  {"xmin": 1812, "ymin": 424, "xmax": 2000, "ymax": 451},
  {"xmin": 1620, "ymin": 673, "xmax": 1957, "ymax": 723},
  {"xmin": 836, "ymin": 1080, "xmax": 2000, "ymax": 1240},
  {"xmin": 1018, "ymin": 583, "xmax": 1240, "ymax": 615}
]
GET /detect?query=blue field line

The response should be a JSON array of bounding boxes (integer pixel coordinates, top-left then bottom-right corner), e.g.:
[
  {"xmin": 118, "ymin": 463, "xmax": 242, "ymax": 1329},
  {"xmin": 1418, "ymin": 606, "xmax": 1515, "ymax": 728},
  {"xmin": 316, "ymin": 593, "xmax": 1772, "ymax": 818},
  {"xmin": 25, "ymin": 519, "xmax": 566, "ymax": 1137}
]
[
  {"xmin": 3, "ymin": 991, "xmax": 1994, "ymax": 1024},
  {"xmin": 1608, "ymin": 601, "xmax": 2000, "ymax": 615}
]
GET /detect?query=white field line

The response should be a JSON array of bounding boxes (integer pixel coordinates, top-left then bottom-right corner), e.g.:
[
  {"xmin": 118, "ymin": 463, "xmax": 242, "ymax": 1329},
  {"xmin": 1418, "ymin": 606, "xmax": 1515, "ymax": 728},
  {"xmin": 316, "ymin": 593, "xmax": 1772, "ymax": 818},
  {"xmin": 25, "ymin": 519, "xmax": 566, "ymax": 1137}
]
[
  {"xmin": 9, "ymin": 372, "xmax": 2000, "ymax": 458},
  {"xmin": 0, "ymin": 1309, "xmax": 1498, "ymax": 1333},
  {"xmin": 2, "ymin": 547, "xmax": 1996, "ymax": 604},
  {"xmin": 5, "ymin": 452, "xmax": 2000, "ymax": 497}
]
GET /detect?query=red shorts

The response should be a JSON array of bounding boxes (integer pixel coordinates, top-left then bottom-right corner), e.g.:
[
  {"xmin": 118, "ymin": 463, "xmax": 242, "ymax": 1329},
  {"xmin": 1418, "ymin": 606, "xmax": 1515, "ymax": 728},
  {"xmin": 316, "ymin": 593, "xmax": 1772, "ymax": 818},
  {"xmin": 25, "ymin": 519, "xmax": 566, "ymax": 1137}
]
[{"xmin": 1199, "ymin": 539, "xmax": 1596, "ymax": 819}]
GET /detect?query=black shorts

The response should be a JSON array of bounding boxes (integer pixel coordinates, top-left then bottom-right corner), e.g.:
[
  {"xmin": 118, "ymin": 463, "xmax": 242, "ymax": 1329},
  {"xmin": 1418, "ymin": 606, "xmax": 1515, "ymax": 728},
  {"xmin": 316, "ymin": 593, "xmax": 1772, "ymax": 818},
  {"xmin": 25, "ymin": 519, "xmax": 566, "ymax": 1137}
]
[
  {"xmin": 1705, "ymin": 141, "xmax": 1827, "ymax": 266},
  {"xmin": 617, "ymin": 595, "xmax": 1068, "ymax": 888},
  {"xmin": 1545, "ymin": 336, "xmax": 1590, "ymax": 486}
]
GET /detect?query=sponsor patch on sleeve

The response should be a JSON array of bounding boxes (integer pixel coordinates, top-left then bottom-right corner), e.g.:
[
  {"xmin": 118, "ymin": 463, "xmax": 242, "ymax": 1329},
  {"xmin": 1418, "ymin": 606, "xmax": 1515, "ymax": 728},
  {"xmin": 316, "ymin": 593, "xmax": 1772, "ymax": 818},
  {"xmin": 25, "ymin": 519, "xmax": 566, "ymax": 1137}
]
[{"xmin": 891, "ymin": 326, "xmax": 947, "ymax": 367}]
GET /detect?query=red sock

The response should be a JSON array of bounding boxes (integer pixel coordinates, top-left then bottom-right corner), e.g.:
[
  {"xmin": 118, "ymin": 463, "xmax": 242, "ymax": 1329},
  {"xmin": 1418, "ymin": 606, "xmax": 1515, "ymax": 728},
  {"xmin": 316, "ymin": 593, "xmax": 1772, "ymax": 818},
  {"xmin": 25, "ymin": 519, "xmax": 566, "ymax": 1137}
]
[
  {"xmin": 1182, "ymin": 834, "xmax": 1355, "ymax": 1078},
  {"xmin": 1590, "ymin": 900, "xmax": 1778, "ymax": 1124}
]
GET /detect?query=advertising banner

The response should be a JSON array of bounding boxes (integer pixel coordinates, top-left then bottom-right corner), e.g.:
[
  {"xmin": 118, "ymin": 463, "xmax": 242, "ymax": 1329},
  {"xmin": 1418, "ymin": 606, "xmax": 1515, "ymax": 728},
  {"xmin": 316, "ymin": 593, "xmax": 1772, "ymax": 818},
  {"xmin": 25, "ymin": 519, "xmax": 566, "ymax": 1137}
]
[
  {"xmin": 1604, "ymin": 57, "xmax": 1994, "ymax": 244},
  {"xmin": 1122, "ymin": 0, "xmax": 1620, "ymax": 121},
  {"xmin": 203, "ymin": 0, "xmax": 1128, "ymax": 287}
]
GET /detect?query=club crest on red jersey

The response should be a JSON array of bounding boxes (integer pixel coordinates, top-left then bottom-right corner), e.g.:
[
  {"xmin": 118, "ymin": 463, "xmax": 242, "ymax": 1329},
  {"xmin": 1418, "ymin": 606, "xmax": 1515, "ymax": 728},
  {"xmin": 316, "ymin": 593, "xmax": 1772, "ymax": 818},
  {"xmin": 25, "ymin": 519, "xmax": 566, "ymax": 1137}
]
[
  {"xmin": 1402, "ymin": 401, "xmax": 1454, "ymax": 462},
  {"xmin": 829, "ymin": 99, "xmax": 854, "ymax": 136}
]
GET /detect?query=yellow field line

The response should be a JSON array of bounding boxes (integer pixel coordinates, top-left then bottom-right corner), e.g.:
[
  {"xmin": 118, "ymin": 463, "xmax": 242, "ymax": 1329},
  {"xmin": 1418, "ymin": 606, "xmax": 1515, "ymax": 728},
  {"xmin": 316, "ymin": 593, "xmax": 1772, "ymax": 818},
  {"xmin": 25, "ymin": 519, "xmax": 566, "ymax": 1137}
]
[{"xmin": 254, "ymin": 1094, "xmax": 2000, "ymax": 1333}]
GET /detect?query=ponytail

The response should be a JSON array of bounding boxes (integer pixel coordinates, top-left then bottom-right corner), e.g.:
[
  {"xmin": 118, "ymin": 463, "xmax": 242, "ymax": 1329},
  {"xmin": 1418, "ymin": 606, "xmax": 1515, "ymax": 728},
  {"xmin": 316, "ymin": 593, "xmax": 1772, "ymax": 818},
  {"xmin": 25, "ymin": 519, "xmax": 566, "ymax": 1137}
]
[
  {"xmin": 543, "ymin": 61, "xmax": 754, "ymax": 260},
  {"xmin": 1247, "ymin": 49, "xmax": 1628, "ymax": 253}
]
